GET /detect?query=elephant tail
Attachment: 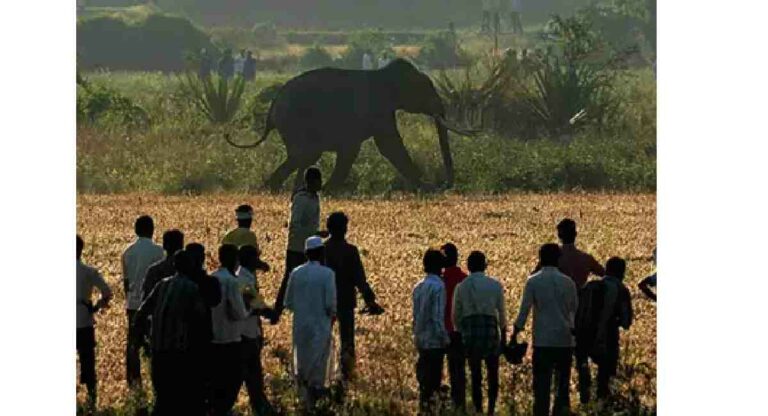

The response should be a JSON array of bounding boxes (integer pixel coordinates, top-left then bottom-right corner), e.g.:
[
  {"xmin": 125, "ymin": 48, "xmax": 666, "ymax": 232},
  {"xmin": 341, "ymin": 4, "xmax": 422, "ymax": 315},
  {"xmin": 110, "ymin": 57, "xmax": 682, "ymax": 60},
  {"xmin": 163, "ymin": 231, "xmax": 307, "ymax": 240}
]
[{"xmin": 223, "ymin": 108, "xmax": 275, "ymax": 149}]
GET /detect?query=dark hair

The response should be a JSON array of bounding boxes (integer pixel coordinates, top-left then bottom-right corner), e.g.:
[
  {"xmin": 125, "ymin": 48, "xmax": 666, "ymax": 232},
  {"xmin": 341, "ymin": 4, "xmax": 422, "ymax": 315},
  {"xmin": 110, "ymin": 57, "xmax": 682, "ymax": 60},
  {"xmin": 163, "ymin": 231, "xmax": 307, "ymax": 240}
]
[
  {"xmin": 441, "ymin": 243, "xmax": 458, "ymax": 267},
  {"xmin": 606, "ymin": 257, "xmax": 627, "ymax": 279},
  {"xmin": 218, "ymin": 244, "xmax": 239, "ymax": 269},
  {"xmin": 185, "ymin": 243, "xmax": 205, "ymax": 270},
  {"xmin": 162, "ymin": 229, "xmax": 184, "ymax": 254},
  {"xmin": 557, "ymin": 219, "xmax": 577, "ymax": 244},
  {"xmin": 239, "ymin": 245, "xmax": 260, "ymax": 268},
  {"xmin": 467, "ymin": 251, "xmax": 487, "ymax": 273},
  {"xmin": 174, "ymin": 250, "xmax": 195, "ymax": 276},
  {"xmin": 539, "ymin": 243, "xmax": 562, "ymax": 267},
  {"xmin": 305, "ymin": 166, "xmax": 322, "ymax": 181},
  {"xmin": 76, "ymin": 235, "xmax": 84, "ymax": 259},
  {"xmin": 327, "ymin": 211, "xmax": 349, "ymax": 235},
  {"xmin": 236, "ymin": 204, "xmax": 253, "ymax": 228},
  {"xmin": 135, "ymin": 215, "xmax": 155, "ymax": 238},
  {"xmin": 236, "ymin": 204, "xmax": 253, "ymax": 214},
  {"xmin": 423, "ymin": 248, "xmax": 444, "ymax": 275}
]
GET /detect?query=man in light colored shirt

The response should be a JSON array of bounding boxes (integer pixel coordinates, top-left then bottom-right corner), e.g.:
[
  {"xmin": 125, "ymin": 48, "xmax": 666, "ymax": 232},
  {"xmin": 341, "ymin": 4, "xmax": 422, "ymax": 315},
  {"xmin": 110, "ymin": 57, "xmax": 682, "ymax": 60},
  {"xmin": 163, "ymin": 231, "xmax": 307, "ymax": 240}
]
[
  {"xmin": 274, "ymin": 166, "xmax": 324, "ymax": 324},
  {"xmin": 362, "ymin": 51, "xmax": 374, "ymax": 70},
  {"xmin": 222, "ymin": 204, "xmax": 261, "ymax": 250},
  {"xmin": 412, "ymin": 248, "xmax": 450, "ymax": 414},
  {"xmin": 76, "ymin": 235, "xmax": 113, "ymax": 409},
  {"xmin": 284, "ymin": 237, "xmax": 337, "ymax": 411},
  {"xmin": 210, "ymin": 244, "xmax": 252, "ymax": 415},
  {"xmin": 508, "ymin": 0, "xmax": 523, "ymax": 34},
  {"xmin": 234, "ymin": 49, "xmax": 246, "ymax": 75},
  {"xmin": 512, "ymin": 243, "xmax": 578, "ymax": 416},
  {"xmin": 121, "ymin": 215, "xmax": 164, "ymax": 389},
  {"xmin": 453, "ymin": 251, "xmax": 505, "ymax": 415},
  {"xmin": 237, "ymin": 245, "xmax": 275, "ymax": 415}
]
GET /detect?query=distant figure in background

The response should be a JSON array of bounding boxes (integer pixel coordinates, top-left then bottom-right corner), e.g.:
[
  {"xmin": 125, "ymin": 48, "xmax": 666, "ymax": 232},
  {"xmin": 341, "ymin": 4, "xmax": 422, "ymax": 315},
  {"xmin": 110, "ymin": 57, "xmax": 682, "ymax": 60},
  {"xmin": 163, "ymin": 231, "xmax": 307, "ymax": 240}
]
[
  {"xmin": 638, "ymin": 248, "xmax": 657, "ymax": 302},
  {"xmin": 537, "ymin": 219, "xmax": 605, "ymax": 290},
  {"xmin": 77, "ymin": 235, "xmax": 113, "ymax": 410},
  {"xmin": 234, "ymin": 49, "xmax": 246, "ymax": 76},
  {"xmin": 513, "ymin": 244, "xmax": 578, "ymax": 416},
  {"xmin": 273, "ymin": 166, "xmax": 324, "ymax": 324},
  {"xmin": 323, "ymin": 211, "xmax": 383, "ymax": 384},
  {"xmin": 284, "ymin": 237, "xmax": 337, "ymax": 411},
  {"xmin": 412, "ymin": 248, "xmax": 450, "ymax": 414},
  {"xmin": 219, "ymin": 49, "xmax": 234, "ymax": 80},
  {"xmin": 453, "ymin": 251, "xmax": 506, "ymax": 415},
  {"xmin": 440, "ymin": 243, "xmax": 467, "ymax": 411},
  {"xmin": 481, "ymin": 0, "xmax": 501, "ymax": 34},
  {"xmin": 222, "ymin": 204, "xmax": 263, "ymax": 252},
  {"xmin": 576, "ymin": 257, "xmax": 633, "ymax": 402},
  {"xmin": 199, "ymin": 48, "xmax": 212, "ymax": 79},
  {"xmin": 362, "ymin": 51, "xmax": 374, "ymax": 70},
  {"xmin": 142, "ymin": 229, "xmax": 184, "ymax": 301},
  {"xmin": 509, "ymin": 0, "xmax": 524, "ymax": 35},
  {"xmin": 122, "ymin": 215, "xmax": 164, "ymax": 390},
  {"xmin": 377, "ymin": 52, "xmax": 391, "ymax": 69},
  {"xmin": 135, "ymin": 250, "xmax": 208, "ymax": 416},
  {"xmin": 243, "ymin": 50, "xmax": 257, "ymax": 81}
]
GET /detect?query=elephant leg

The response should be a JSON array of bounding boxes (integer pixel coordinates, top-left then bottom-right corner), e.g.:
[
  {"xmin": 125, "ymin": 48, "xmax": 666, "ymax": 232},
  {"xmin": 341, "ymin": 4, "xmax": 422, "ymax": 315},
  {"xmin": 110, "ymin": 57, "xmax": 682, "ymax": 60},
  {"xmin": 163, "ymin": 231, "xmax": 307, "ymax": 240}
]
[
  {"xmin": 373, "ymin": 135, "xmax": 427, "ymax": 189},
  {"xmin": 265, "ymin": 156, "xmax": 301, "ymax": 192},
  {"xmin": 324, "ymin": 144, "xmax": 362, "ymax": 191}
]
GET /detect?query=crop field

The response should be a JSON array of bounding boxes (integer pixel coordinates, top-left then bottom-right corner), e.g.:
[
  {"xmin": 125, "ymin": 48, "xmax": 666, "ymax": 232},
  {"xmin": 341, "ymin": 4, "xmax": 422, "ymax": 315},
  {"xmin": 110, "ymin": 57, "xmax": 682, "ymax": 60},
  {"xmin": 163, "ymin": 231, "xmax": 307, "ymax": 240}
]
[{"xmin": 76, "ymin": 193, "xmax": 656, "ymax": 415}]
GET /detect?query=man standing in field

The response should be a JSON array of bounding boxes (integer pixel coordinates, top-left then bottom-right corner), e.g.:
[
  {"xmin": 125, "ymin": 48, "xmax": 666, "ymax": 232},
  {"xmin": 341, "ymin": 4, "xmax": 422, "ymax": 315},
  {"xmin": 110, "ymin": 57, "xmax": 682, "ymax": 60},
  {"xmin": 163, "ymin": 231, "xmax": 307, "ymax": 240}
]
[
  {"xmin": 77, "ymin": 235, "xmax": 113, "ymax": 410},
  {"xmin": 440, "ymin": 243, "xmax": 467, "ymax": 411},
  {"xmin": 222, "ymin": 205, "xmax": 262, "ymax": 251},
  {"xmin": 135, "ymin": 250, "xmax": 208, "ymax": 416},
  {"xmin": 323, "ymin": 212, "xmax": 383, "ymax": 385},
  {"xmin": 413, "ymin": 248, "xmax": 450, "ymax": 414},
  {"xmin": 273, "ymin": 166, "xmax": 324, "ymax": 324},
  {"xmin": 142, "ymin": 229, "xmax": 184, "ymax": 301},
  {"xmin": 122, "ymin": 215, "xmax": 164, "ymax": 389},
  {"xmin": 284, "ymin": 236, "xmax": 337, "ymax": 411},
  {"xmin": 512, "ymin": 243, "xmax": 579, "ymax": 416},
  {"xmin": 508, "ymin": 0, "xmax": 524, "ymax": 35}
]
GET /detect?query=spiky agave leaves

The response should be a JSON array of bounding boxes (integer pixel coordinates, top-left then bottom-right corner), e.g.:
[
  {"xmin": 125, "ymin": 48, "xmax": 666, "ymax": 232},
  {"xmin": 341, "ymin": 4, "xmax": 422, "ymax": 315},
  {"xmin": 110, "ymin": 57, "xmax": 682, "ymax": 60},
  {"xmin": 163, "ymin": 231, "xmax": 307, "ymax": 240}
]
[{"xmin": 181, "ymin": 73, "xmax": 246, "ymax": 124}]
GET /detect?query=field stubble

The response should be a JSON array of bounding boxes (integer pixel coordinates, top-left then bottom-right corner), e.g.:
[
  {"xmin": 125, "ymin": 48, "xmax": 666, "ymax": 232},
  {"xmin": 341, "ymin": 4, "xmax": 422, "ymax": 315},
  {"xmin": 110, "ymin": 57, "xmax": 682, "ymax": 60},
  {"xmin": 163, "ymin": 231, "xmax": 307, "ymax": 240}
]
[{"xmin": 76, "ymin": 193, "xmax": 656, "ymax": 414}]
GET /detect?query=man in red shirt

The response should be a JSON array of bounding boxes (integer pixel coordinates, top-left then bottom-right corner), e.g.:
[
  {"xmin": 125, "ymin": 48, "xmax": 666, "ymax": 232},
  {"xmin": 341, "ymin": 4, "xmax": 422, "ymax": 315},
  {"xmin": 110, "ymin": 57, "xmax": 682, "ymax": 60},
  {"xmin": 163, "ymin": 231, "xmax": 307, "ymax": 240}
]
[{"xmin": 441, "ymin": 243, "xmax": 468, "ymax": 411}]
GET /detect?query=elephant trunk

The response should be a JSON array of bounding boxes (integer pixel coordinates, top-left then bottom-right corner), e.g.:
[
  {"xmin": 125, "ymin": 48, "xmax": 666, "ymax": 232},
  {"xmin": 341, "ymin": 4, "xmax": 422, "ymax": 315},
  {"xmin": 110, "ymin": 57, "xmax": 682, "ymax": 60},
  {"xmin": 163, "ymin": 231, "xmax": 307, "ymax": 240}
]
[{"xmin": 435, "ymin": 118, "xmax": 454, "ymax": 188}]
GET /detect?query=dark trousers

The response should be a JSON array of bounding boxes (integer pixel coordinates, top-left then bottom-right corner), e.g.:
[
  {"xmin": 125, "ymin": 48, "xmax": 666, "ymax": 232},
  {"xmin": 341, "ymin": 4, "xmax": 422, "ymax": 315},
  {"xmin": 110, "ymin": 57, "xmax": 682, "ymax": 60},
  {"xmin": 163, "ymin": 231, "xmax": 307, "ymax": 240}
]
[
  {"xmin": 338, "ymin": 307, "xmax": 356, "ymax": 381},
  {"xmin": 468, "ymin": 352, "xmax": 499, "ymax": 414},
  {"xmin": 77, "ymin": 327, "xmax": 97, "ymax": 390},
  {"xmin": 274, "ymin": 250, "xmax": 305, "ymax": 318},
  {"xmin": 241, "ymin": 336, "xmax": 273, "ymax": 415},
  {"xmin": 210, "ymin": 342, "xmax": 243, "ymax": 416},
  {"xmin": 126, "ymin": 309, "xmax": 143, "ymax": 388},
  {"xmin": 577, "ymin": 331, "xmax": 620, "ymax": 402},
  {"xmin": 532, "ymin": 347, "xmax": 572, "ymax": 416},
  {"xmin": 416, "ymin": 348, "xmax": 445, "ymax": 414},
  {"xmin": 446, "ymin": 332, "xmax": 466, "ymax": 410},
  {"xmin": 150, "ymin": 350, "xmax": 204, "ymax": 416}
]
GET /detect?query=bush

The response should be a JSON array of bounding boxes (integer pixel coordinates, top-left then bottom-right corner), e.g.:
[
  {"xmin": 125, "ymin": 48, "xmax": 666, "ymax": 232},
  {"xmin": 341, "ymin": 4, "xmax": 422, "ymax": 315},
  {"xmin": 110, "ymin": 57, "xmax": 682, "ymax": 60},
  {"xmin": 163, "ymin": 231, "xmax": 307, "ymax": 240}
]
[
  {"xmin": 77, "ymin": 73, "xmax": 149, "ymax": 131},
  {"xmin": 298, "ymin": 45, "xmax": 335, "ymax": 70},
  {"xmin": 417, "ymin": 31, "xmax": 467, "ymax": 70},
  {"xmin": 178, "ymin": 73, "xmax": 246, "ymax": 124}
]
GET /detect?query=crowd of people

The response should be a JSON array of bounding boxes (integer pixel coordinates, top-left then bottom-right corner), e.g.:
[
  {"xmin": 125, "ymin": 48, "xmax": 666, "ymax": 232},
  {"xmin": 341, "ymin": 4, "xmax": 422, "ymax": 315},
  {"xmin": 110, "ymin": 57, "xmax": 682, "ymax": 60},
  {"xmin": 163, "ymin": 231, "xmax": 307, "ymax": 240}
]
[
  {"xmin": 198, "ymin": 48, "xmax": 258, "ymax": 81},
  {"xmin": 76, "ymin": 166, "xmax": 656, "ymax": 415}
]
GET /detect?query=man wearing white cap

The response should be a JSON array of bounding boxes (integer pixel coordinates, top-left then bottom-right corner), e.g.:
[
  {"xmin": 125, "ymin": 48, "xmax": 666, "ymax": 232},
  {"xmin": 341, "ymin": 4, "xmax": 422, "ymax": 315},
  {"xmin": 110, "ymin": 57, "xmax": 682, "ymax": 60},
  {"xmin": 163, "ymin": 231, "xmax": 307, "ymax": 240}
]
[
  {"xmin": 283, "ymin": 236, "xmax": 337, "ymax": 411},
  {"xmin": 223, "ymin": 205, "xmax": 260, "ymax": 250}
]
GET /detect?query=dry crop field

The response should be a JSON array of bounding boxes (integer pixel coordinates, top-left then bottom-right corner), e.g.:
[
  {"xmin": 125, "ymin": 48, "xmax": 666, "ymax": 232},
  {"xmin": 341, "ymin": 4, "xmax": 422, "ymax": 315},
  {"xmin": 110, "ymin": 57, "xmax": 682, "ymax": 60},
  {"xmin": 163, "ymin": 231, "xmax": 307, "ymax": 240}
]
[{"xmin": 76, "ymin": 193, "xmax": 656, "ymax": 415}]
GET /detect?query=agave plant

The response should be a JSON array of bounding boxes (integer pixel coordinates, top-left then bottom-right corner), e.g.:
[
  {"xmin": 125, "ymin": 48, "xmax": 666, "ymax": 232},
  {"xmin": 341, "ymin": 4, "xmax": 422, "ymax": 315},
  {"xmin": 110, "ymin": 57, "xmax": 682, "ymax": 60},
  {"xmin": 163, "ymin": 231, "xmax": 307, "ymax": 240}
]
[{"xmin": 180, "ymin": 73, "xmax": 246, "ymax": 124}]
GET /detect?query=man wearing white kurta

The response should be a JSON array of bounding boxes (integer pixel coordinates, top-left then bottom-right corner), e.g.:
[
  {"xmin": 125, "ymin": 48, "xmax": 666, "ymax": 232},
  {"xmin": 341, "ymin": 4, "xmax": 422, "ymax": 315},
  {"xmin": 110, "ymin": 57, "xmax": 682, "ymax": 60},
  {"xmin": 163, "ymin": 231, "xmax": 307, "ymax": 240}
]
[{"xmin": 284, "ymin": 236, "xmax": 337, "ymax": 410}]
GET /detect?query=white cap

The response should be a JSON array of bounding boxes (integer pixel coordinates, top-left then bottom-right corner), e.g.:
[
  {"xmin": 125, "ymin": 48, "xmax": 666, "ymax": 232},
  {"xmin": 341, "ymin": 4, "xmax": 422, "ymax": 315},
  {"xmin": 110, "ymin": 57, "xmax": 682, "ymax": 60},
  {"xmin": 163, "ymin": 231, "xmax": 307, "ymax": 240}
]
[{"xmin": 305, "ymin": 236, "xmax": 324, "ymax": 252}]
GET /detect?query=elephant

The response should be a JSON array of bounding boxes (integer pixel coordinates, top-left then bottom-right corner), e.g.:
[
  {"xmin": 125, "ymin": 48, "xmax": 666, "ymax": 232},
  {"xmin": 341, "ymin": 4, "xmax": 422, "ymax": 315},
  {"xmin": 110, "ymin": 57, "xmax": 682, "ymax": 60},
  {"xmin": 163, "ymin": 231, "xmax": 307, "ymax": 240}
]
[{"xmin": 225, "ymin": 58, "xmax": 475, "ymax": 192}]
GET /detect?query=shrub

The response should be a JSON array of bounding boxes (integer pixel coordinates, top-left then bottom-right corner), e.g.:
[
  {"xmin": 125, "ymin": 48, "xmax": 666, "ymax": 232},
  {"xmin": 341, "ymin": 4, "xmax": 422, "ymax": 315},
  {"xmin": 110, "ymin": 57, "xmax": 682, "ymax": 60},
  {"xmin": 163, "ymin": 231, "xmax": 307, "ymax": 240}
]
[
  {"xmin": 76, "ymin": 73, "xmax": 149, "ymax": 131},
  {"xmin": 178, "ymin": 73, "xmax": 246, "ymax": 124},
  {"xmin": 417, "ymin": 31, "xmax": 467, "ymax": 70},
  {"xmin": 299, "ymin": 45, "xmax": 335, "ymax": 70}
]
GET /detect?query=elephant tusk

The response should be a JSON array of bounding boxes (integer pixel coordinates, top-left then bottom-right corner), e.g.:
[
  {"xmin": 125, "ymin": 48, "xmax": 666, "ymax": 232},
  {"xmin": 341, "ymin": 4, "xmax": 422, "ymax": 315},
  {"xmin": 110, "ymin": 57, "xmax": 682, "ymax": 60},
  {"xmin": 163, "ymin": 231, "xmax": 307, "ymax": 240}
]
[{"xmin": 435, "ymin": 116, "xmax": 482, "ymax": 136}]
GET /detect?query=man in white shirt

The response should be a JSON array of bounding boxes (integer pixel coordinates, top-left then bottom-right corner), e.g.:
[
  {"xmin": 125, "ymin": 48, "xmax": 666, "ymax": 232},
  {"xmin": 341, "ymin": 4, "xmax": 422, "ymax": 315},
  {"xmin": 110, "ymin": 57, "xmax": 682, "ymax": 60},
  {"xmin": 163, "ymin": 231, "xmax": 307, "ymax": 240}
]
[
  {"xmin": 512, "ymin": 243, "xmax": 578, "ymax": 416},
  {"xmin": 362, "ymin": 51, "xmax": 374, "ymax": 70},
  {"xmin": 210, "ymin": 244, "xmax": 252, "ymax": 415},
  {"xmin": 284, "ymin": 236, "xmax": 337, "ymax": 411},
  {"xmin": 234, "ymin": 49, "xmax": 246, "ymax": 76},
  {"xmin": 121, "ymin": 215, "xmax": 164, "ymax": 389},
  {"xmin": 77, "ymin": 235, "xmax": 113, "ymax": 409}
]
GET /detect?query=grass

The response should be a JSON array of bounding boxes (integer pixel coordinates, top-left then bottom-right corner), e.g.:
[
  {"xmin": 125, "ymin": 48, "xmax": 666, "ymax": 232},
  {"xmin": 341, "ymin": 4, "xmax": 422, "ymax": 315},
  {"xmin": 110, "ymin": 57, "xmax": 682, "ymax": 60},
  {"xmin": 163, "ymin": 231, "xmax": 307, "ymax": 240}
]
[{"xmin": 76, "ymin": 193, "xmax": 656, "ymax": 415}]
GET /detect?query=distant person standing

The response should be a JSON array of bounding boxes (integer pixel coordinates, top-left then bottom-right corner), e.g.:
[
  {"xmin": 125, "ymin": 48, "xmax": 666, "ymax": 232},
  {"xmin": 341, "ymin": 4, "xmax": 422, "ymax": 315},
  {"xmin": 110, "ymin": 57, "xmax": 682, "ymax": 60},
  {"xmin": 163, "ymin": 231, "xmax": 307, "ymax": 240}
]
[
  {"xmin": 440, "ymin": 243, "xmax": 467, "ymax": 411},
  {"xmin": 142, "ymin": 229, "xmax": 184, "ymax": 301},
  {"xmin": 509, "ymin": 0, "xmax": 524, "ymax": 35},
  {"xmin": 199, "ymin": 48, "xmax": 212, "ymax": 79},
  {"xmin": 122, "ymin": 215, "xmax": 164, "ymax": 389},
  {"xmin": 412, "ymin": 248, "xmax": 450, "ymax": 414},
  {"xmin": 362, "ymin": 51, "xmax": 374, "ymax": 70},
  {"xmin": 234, "ymin": 49, "xmax": 246, "ymax": 76},
  {"xmin": 377, "ymin": 51, "xmax": 391, "ymax": 69},
  {"xmin": 243, "ymin": 50, "xmax": 257, "ymax": 81},
  {"xmin": 222, "ymin": 204, "xmax": 262, "ymax": 252},
  {"xmin": 284, "ymin": 237, "xmax": 337, "ymax": 411},
  {"xmin": 453, "ymin": 251, "xmax": 506, "ymax": 415},
  {"xmin": 512, "ymin": 244, "xmax": 579, "ymax": 416},
  {"xmin": 219, "ymin": 49, "xmax": 234, "ymax": 80},
  {"xmin": 273, "ymin": 166, "xmax": 324, "ymax": 324},
  {"xmin": 77, "ymin": 235, "xmax": 113, "ymax": 410},
  {"xmin": 543, "ymin": 218, "xmax": 605, "ymax": 289}
]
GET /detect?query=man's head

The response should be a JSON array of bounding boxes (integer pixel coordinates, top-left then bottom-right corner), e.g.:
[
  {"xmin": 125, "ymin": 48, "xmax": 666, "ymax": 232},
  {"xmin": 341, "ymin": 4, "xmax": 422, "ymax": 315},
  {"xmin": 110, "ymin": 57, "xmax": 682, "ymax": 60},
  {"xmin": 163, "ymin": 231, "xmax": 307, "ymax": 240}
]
[
  {"xmin": 304, "ymin": 166, "xmax": 322, "ymax": 193},
  {"xmin": 247, "ymin": 50, "xmax": 253, "ymax": 58},
  {"xmin": 239, "ymin": 245, "xmax": 260, "ymax": 271},
  {"xmin": 77, "ymin": 235, "xmax": 84, "ymax": 260},
  {"xmin": 606, "ymin": 257, "xmax": 627, "ymax": 280},
  {"xmin": 467, "ymin": 251, "xmax": 487, "ymax": 273},
  {"xmin": 235, "ymin": 204, "xmax": 254, "ymax": 229},
  {"xmin": 539, "ymin": 243, "xmax": 562, "ymax": 267},
  {"xmin": 556, "ymin": 218, "xmax": 577, "ymax": 244},
  {"xmin": 162, "ymin": 229, "xmax": 184, "ymax": 256},
  {"xmin": 174, "ymin": 250, "xmax": 195, "ymax": 277},
  {"xmin": 305, "ymin": 236, "xmax": 325, "ymax": 262},
  {"xmin": 327, "ymin": 212, "xmax": 349, "ymax": 237},
  {"xmin": 423, "ymin": 248, "xmax": 444, "ymax": 276},
  {"xmin": 135, "ymin": 215, "xmax": 154, "ymax": 239},
  {"xmin": 441, "ymin": 243, "xmax": 459, "ymax": 268},
  {"xmin": 185, "ymin": 243, "xmax": 205, "ymax": 271},
  {"xmin": 218, "ymin": 244, "xmax": 239, "ymax": 271}
]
